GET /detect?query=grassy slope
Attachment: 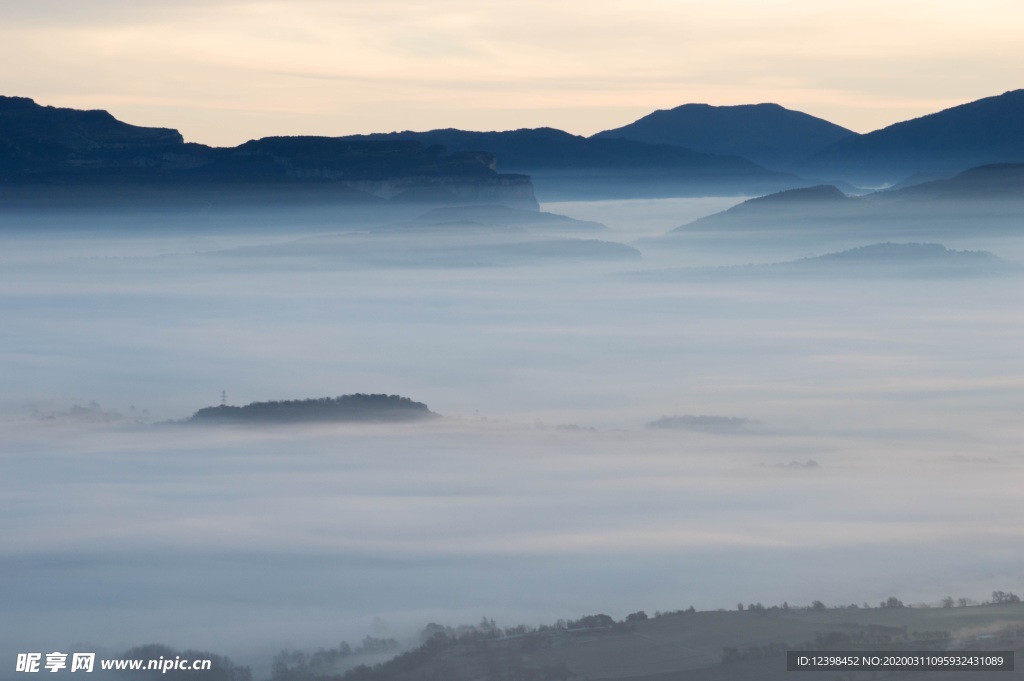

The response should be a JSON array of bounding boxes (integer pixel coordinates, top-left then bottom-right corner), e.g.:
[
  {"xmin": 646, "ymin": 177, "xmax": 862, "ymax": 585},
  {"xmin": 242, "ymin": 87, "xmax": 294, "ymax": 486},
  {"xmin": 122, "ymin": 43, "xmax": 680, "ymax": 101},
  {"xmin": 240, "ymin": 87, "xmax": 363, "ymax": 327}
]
[{"xmin": 362, "ymin": 604, "xmax": 1024, "ymax": 681}]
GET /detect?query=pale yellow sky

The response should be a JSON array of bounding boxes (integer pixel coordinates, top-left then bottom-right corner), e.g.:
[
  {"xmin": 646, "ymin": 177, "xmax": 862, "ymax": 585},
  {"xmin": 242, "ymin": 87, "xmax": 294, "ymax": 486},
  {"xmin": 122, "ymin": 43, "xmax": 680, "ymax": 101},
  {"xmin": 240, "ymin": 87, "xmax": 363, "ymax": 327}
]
[{"xmin": 2, "ymin": 0, "xmax": 1022, "ymax": 146}]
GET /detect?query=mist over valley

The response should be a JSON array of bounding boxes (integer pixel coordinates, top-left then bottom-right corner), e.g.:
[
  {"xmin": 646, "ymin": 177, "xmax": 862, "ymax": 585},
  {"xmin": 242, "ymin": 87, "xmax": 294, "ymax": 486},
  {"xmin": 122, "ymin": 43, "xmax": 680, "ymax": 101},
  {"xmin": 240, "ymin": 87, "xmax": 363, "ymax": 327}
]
[{"xmin": 3, "ymin": 90, "xmax": 1024, "ymax": 679}]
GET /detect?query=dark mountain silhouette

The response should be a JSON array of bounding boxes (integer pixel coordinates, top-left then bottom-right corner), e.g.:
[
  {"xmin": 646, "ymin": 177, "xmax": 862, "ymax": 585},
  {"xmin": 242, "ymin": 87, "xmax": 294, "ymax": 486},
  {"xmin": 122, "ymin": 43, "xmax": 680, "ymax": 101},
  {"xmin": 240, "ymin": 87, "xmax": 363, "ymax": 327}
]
[
  {"xmin": 662, "ymin": 184, "xmax": 861, "ymax": 233},
  {"xmin": 593, "ymin": 103, "xmax": 856, "ymax": 170},
  {"xmin": 0, "ymin": 96, "xmax": 536, "ymax": 208},
  {"xmin": 799, "ymin": 90, "xmax": 1024, "ymax": 185},
  {"xmin": 338, "ymin": 127, "xmax": 810, "ymax": 200},
  {"xmin": 661, "ymin": 163, "xmax": 1024, "ymax": 237},
  {"xmin": 189, "ymin": 394, "xmax": 437, "ymax": 424},
  {"xmin": 0, "ymin": 95, "xmax": 182, "ymax": 172},
  {"xmin": 341, "ymin": 127, "xmax": 756, "ymax": 171},
  {"xmin": 8, "ymin": 91, "xmax": 1024, "ymax": 206}
]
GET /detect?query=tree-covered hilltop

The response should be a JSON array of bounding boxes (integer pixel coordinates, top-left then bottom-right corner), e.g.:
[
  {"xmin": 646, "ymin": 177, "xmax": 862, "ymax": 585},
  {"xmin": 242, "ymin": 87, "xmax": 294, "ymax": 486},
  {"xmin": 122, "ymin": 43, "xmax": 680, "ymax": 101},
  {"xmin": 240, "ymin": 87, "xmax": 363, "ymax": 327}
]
[
  {"xmin": 265, "ymin": 593, "xmax": 1024, "ymax": 681},
  {"xmin": 189, "ymin": 394, "xmax": 437, "ymax": 424}
]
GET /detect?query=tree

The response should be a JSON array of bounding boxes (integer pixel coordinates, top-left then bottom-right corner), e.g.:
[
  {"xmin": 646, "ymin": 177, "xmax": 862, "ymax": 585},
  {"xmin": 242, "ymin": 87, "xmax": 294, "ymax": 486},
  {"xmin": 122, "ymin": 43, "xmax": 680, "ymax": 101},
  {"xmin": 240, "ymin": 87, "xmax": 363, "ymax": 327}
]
[
  {"xmin": 569, "ymin": 614, "xmax": 614, "ymax": 629},
  {"xmin": 941, "ymin": 596, "xmax": 955, "ymax": 608},
  {"xmin": 992, "ymin": 590, "xmax": 1021, "ymax": 605}
]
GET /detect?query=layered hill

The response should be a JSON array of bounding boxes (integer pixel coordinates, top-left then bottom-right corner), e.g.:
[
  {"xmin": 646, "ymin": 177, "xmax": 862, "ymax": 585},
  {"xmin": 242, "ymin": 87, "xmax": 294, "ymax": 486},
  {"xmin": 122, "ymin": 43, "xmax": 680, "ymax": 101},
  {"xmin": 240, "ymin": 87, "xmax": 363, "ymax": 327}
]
[
  {"xmin": 798, "ymin": 90, "xmax": 1024, "ymax": 185},
  {"xmin": 268, "ymin": 602, "xmax": 1024, "ymax": 681},
  {"xmin": 593, "ymin": 102, "xmax": 856, "ymax": 170},
  {"xmin": 874, "ymin": 162, "xmax": 1024, "ymax": 201},
  {"xmin": 633, "ymin": 243, "xmax": 1016, "ymax": 281},
  {"xmin": 0, "ymin": 96, "xmax": 536, "ymax": 209},
  {"xmin": 661, "ymin": 163, "xmax": 1024, "ymax": 238},
  {"xmin": 338, "ymin": 128, "xmax": 810, "ymax": 200},
  {"xmin": 665, "ymin": 184, "xmax": 863, "ymax": 233}
]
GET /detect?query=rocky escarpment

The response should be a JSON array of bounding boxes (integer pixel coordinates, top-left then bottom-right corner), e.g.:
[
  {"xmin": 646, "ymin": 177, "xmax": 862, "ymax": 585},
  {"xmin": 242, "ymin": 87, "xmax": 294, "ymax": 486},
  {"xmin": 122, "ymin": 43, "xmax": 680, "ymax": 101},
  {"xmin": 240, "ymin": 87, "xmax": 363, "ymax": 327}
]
[{"xmin": 0, "ymin": 97, "xmax": 537, "ymax": 209}]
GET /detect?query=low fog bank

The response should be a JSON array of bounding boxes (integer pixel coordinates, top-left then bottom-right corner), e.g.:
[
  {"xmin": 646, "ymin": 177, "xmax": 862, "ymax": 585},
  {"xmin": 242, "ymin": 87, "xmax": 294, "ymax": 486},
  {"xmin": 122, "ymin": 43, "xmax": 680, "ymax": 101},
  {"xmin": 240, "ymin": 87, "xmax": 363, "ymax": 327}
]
[
  {"xmin": 4, "ymin": 207, "xmax": 1023, "ymax": 427},
  {"xmin": 2, "ymin": 197, "xmax": 1024, "ymax": 671},
  {"xmin": 543, "ymin": 197, "xmax": 748, "ymax": 241},
  {"xmin": 2, "ymin": 419, "xmax": 1023, "ymax": 669}
]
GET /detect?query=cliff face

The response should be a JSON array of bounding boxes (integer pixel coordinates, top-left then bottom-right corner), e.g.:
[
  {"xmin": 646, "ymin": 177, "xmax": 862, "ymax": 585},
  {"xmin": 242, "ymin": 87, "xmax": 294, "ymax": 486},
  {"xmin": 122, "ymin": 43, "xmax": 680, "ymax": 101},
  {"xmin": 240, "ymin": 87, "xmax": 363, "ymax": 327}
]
[
  {"xmin": 0, "ymin": 97, "xmax": 536, "ymax": 209},
  {"xmin": 0, "ymin": 95, "xmax": 183, "ymax": 150},
  {"xmin": 0, "ymin": 96, "xmax": 183, "ymax": 176}
]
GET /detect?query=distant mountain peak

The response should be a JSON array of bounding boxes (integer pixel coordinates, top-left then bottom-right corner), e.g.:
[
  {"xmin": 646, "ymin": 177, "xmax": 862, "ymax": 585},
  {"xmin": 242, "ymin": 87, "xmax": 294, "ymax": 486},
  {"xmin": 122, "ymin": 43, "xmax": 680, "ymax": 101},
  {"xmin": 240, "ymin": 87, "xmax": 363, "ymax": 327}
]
[
  {"xmin": 593, "ymin": 102, "xmax": 855, "ymax": 170},
  {"xmin": 667, "ymin": 102, "xmax": 785, "ymax": 112}
]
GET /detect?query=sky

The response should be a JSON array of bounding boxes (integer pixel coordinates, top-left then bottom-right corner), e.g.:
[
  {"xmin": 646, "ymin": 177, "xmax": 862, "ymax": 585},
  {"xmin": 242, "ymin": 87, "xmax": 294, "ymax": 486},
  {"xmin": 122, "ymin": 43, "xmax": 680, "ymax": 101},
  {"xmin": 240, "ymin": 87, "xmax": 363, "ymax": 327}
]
[{"xmin": 2, "ymin": 0, "xmax": 1023, "ymax": 146}]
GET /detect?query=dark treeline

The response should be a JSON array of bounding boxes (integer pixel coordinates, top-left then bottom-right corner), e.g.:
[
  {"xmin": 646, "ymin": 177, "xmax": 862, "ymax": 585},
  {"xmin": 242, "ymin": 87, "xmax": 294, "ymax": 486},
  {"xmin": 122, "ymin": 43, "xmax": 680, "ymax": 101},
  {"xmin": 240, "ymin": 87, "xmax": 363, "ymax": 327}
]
[
  {"xmin": 189, "ymin": 394, "xmax": 437, "ymax": 424},
  {"xmin": 120, "ymin": 644, "xmax": 251, "ymax": 681},
  {"xmin": 127, "ymin": 589, "xmax": 1023, "ymax": 681},
  {"xmin": 267, "ymin": 590, "xmax": 1022, "ymax": 681}
]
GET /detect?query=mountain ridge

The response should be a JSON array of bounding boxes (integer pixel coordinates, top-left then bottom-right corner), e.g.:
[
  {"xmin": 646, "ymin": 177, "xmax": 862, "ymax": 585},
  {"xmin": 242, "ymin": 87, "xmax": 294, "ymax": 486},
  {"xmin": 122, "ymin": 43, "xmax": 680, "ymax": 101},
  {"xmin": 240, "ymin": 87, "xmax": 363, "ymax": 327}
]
[
  {"xmin": 656, "ymin": 163, "xmax": 1024, "ymax": 241},
  {"xmin": 336, "ymin": 127, "xmax": 811, "ymax": 200},
  {"xmin": 798, "ymin": 90, "xmax": 1024, "ymax": 184},
  {"xmin": 592, "ymin": 102, "xmax": 856, "ymax": 170},
  {"xmin": 0, "ymin": 96, "xmax": 537, "ymax": 209},
  {"xmin": 6, "ymin": 91, "xmax": 1024, "ymax": 204}
]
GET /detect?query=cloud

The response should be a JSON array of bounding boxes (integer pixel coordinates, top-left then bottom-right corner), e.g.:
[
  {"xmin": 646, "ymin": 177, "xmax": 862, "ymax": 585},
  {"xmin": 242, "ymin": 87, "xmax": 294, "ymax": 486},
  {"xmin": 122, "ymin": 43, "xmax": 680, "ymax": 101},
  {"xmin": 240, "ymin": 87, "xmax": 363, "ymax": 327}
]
[{"xmin": 3, "ymin": 199, "xmax": 1024, "ymax": 669}]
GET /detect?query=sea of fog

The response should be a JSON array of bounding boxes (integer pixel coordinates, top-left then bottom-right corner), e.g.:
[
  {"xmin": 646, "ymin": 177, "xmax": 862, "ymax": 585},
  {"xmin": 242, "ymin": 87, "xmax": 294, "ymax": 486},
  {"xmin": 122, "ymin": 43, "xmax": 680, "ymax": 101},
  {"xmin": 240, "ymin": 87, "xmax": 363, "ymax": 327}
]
[{"xmin": 2, "ymin": 197, "xmax": 1023, "ymax": 674}]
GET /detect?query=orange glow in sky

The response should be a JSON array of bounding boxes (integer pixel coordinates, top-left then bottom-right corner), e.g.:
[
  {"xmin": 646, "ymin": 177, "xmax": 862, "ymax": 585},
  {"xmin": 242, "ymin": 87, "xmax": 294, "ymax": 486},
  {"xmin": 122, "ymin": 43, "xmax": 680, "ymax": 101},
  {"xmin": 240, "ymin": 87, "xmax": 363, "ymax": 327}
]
[{"xmin": 3, "ymin": 0, "xmax": 1022, "ymax": 145}]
